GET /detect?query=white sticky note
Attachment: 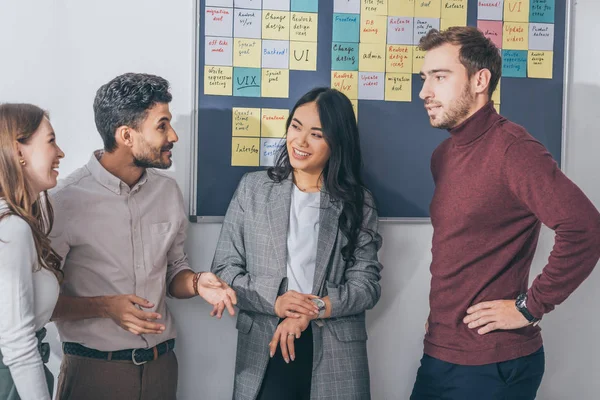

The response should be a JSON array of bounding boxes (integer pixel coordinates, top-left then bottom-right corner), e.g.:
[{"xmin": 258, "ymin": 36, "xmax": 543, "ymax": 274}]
[
  {"xmin": 478, "ymin": 0, "xmax": 504, "ymax": 21},
  {"xmin": 529, "ymin": 23, "xmax": 554, "ymax": 51},
  {"xmin": 205, "ymin": 7, "xmax": 234, "ymax": 37},
  {"xmin": 234, "ymin": 9, "xmax": 262, "ymax": 38},
  {"xmin": 205, "ymin": 37, "xmax": 233, "ymax": 66},
  {"xmin": 262, "ymin": 40, "xmax": 290, "ymax": 68},
  {"xmin": 260, "ymin": 138, "xmax": 286, "ymax": 166},
  {"xmin": 263, "ymin": 0, "xmax": 291, "ymax": 11},
  {"xmin": 234, "ymin": 0, "xmax": 261, "ymax": 9},
  {"xmin": 207, "ymin": 0, "xmax": 233, "ymax": 6},
  {"xmin": 358, "ymin": 72, "xmax": 385, "ymax": 100},
  {"xmin": 334, "ymin": 0, "xmax": 361, "ymax": 14},
  {"xmin": 387, "ymin": 17, "xmax": 414, "ymax": 45}
]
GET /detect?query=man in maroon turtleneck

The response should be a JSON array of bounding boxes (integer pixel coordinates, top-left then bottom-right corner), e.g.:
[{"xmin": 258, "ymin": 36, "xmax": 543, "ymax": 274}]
[{"xmin": 410, "ymin": 27, "xmax": 600, "ymax": 400}]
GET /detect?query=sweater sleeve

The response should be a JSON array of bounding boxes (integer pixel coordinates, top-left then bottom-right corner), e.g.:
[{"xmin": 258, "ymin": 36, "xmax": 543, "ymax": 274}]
[
  {"xmin": 504, "ymin": 139, "xmax": 600, "ymax": 318},
  {"xmin": 0, "ymin": 216, "xmax": 51, "ymax": 400}
]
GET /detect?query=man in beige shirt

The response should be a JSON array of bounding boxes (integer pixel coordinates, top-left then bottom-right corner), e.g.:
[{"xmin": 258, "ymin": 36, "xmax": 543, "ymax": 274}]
[{"xmin": 49, "ymin": 73, "xmax": 236, "ymax": 400}]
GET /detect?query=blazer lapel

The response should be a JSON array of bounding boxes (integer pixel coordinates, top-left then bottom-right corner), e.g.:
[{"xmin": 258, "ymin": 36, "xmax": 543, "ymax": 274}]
[
  {"xmin": 267, "ymin": 177, "xmax": 293, "ymax": 276},
  {"xmin": 311, "ymin": 190, "xmax": 342, "ymax": 295}
]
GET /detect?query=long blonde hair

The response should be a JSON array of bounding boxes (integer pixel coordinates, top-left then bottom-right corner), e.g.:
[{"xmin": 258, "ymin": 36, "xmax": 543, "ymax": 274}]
[{"xmin": 0, "ymin": 103, "xmax": 62, "ymax": 281}]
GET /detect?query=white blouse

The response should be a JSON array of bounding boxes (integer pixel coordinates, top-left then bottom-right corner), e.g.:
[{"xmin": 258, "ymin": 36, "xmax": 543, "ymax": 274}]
[{"xmin": 0, "ymin": 201, "xmax": 59, "ymax": 400}]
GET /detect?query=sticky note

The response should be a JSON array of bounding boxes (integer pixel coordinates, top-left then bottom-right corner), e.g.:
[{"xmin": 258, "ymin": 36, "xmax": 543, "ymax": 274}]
[
  {"xmin": 414, "ymin": 18, "xmax": 440, "ymax": 46},
  {"xmin": 332, "ymin": 42, "xmax": 360, "ymax": 71},
  {"xmin": 386, "ymin": 45, "xmax": 413, "ymax": 73},
  {"xmin": 389, "ymin": 0, "xmax": 415, "ymax": 16},
  {"xmin": 205, "ymin": 7, "xmax": 234, "ymax": 37},
  {"xmin": 263, "ymin": 0, "xmax": 291, "ymax": 11},
  {"xmin": 477, "ymin": 20, "xmax": 503, "ymax": 49},
  {"xmin": 412, "ymin": 45, "xmax": 426, "ymax": 73},
  {"xmin": 478, "ymin": 0, "xmax": 503, "ymax": 20},
  {"xmin": 335, "ymin": 0, "xmax": 361, "ymax": 14},
  {"xmin": 441, "ymin": 0, "xmax": 467, "ymax": 20},
  {"xmin": 362, "ymin": 0, "xmax": 388, "ymax": 16},
  {"xmin": 262, "ymin": 69, "xmax": 290, "ymax": 98},
  {"xmin": 385, "ymin": 73, "xmax": 412, "ymax": 101},
  {"xmin": 350, "ymin": 99, "xmax": 358, "ymax": 120},
  {"xmin": 290, "ymin": 41, "xmax": 318, "ymax": 70},
  {"xmin": 502, "ymin": 49, "xmax": 527, "ymax": 78},
  {"xmin": 440, "ymin": 17, "xmax": 467, "ymax": 31},
  {"xmin": 359, "ymin": 43, "xmax": 386, "ymax": 72},
  {"xmin": 529, "ymin": 23, "xmax": 554, "ymax": 51},
  {"xmin": 358, "ymin": 72, "xmax": 385, "ymax": 100},
  {"xmin": 331, "ymin": 71, "xmax": 359, "ymax": 100},
  {"xmin": 234, "ymin": 0, "xmax": 261, "ymax": 9},
  {"xmin": 528, "ymin": 50, "xmax": 553, "ymax": 79},
  {"xmin": 205, "ymin": 37, "xmax": 233, "ymax": 66},
  {"xmin": 207, "ymin": 0, "xmax": 233, "ymax": 6},
  {"xmin": 291, "ymin": 0, "xmax": 319, "ymax": 13},
  {"xmin": 262, "ymin": 40, "xmax": 290, "ymax": 69},
  {"xmin": 503, "ymin": 22, "xmax": 528, "ymax": 50},
  {"xmin": 504, "ymin": 0, "xmax": 530, "ymax": 23},
  {"xmin": 261, "ymin": 108, "xmax": 290, "ymax": 137},
  {"xmin": 263, "ymin": 11, "xmax": 290, "ymax": 40},
  {"xmin": 232, "ymin": 137, "xmax": 260, "ymax": 166},
  {"xmin": 333, "ymin": 13, "xmax": 360, "ymax": 43},
  {"xmin": 414, "ymin": 0, "xmax": 441, "ymax": 18},
  {"xmin": 387, "ymin": 17, "xmax": 414, "ymax": 45},
  {"xmin": 530, "ymin": 0, "xmax": 554, "ymax": 23},
  {"xmin": 234, "ymin": 9, "xmax": 262, "ymax": 39},
  {"xmin": 204, "ymin": 66, "xmax": 233, "ymax": 95},
  {"xmin": 291, "ymin": 12, "xmax": 318, "ymax": 42},
  {"xmin": 232, "ymin": 108, "xmax": 261, "ymax": 136},
  {"xmin": 492, "ymin": 78, "xmax": 501, "ymax": 104},
  {"xmin": 260, "ymin": 138, "xmax": 286, "ymax": 166},
  {"xmin": 233, "ymin": 38, "xmax": 261, "ymax": 67},
  {"xmin": 233, "ymin": 67, "xmax": 261, "ymax": 97},
  {"xmin": 361, "ymin": 14, "xmax": 388, "ymax": 43}
]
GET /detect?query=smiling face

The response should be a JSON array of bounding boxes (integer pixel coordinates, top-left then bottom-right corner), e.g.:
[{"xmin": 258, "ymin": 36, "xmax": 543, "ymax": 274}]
[
  {"xmin": 286, "ymin": 101, "xmax": 331, "ymax": 176},
  {"xmin": 130, "ymin": 102, "xmax": 178, "ymax": 169}
]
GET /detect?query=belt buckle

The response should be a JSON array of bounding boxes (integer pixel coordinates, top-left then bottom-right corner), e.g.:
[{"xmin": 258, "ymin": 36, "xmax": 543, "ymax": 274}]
[{"xmin": 131, "ymin": 348, "xmax": 147, "ymax": 366}]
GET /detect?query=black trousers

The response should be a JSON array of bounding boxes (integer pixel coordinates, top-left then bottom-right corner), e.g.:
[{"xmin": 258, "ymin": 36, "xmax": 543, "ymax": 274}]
[
  {"xmin": 410, "ymin": 346, "xmax": 545, "ymax": 400},
  {"xmin": 257, "ymin": 324, "xmax": 313, "ymax": 400}
]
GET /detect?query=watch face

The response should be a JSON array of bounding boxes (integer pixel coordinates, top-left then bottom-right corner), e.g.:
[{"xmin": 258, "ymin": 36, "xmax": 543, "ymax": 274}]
[
  {"xmin": 516, "ymin": 294, "xmax": 527, "ymax": 309},
  {"xmin": 312, "ymin": 298, "xmax": 325, "ymax": 309}
]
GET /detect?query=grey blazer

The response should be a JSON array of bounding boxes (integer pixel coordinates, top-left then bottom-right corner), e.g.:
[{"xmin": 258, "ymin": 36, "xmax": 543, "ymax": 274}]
[{"xmin": 212, "ymin": 171, "xmax": 383, "ymax": 400}]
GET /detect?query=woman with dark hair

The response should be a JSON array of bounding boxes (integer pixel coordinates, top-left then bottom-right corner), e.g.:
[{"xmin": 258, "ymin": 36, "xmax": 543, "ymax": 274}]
[
  {"xmin": 212, "ymin": 87, "xmax": 383, "ymax": 400},
  {"xmin": 0, "ymin": 103, "xmax": 65, "ymax": 400}
]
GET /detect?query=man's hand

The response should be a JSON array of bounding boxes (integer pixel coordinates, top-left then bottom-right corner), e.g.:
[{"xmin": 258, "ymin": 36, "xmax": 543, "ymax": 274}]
[
  {"xmin": 104, "ymin": 295, "xmax": 165, "ymax": 335},
  {"xmin": 274, "ymin": 290, "xmax": 319, "ymax": 319},
  {"xmin": 464, "ymin": 299, "xmax": 530, "ymax": 335},
  {"xmin": 268, "ymin": 315, "xmax": 311, "ymax": 363},
  {"xmin": 196, "ymin": 272, "xmax": 237, "ymax": 318}
]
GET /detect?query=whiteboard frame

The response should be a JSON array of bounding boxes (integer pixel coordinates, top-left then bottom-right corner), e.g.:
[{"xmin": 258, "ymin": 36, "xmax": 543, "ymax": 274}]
[{"xmin": 189, "ymin": 0, "xmax": 573, "ymax": 224}]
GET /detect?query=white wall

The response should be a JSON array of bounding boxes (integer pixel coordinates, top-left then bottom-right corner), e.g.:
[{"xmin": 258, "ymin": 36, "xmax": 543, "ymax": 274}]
[{"xmin": 0, "ymin": 1, "xmax": 598, "ymax": 399}]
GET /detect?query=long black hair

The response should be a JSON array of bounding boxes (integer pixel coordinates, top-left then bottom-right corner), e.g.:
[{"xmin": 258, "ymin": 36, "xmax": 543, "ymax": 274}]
[{"xmin": 268, "ymin": 87, "xmax": 375, "ymax": 265}]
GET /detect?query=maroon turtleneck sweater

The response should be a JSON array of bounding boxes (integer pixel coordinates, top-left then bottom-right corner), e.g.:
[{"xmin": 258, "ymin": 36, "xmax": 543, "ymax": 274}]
[{"xmin": 424, "ymin": 102, "xmax": 600, "ymax": 365}]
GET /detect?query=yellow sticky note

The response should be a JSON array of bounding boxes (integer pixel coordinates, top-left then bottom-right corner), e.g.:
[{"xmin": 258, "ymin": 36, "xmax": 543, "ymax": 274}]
[
  {"xmin": 494, "ymin": 103, "xmax": 501, "ymax": 114},
  {"xmin": 386, "ymin": 45, "xmax": 413, "ymax": 73},
  {"xmin": 350, "ymin": 99, "xmax": 358, "ymax": 121},
  {"xmin": 232, "ymin": 108, "xmax": 261, "ymax": 137},
  {"xmin": 359, "ymin": 43, "xmax": 386, "ymax": 72},
  {"xmin": 290, "ymin": 41, "xmax": 317, "ymax": 71},
  {"xmin": 412, "ymin": 46, "xmax": 426, "ymax": 74},
  {"xmin": 261, "ymin": 108, "xmax": 290, "ymax": 138},
  {"xmin": 262, "ymin": 69, "xmax": 289, "ymax": 98},
  {"xmin": 440, "ymin": 17, "xmax": 466, "ymax": 30},
  {"xmin": 503, "ymin": 22, "xmax": 528, "ymax": 50},
  {"xmin": 441, "ymin": 0, "xmax": 468, "ymax": 20},
  {"xmin": 492, "ymin": 78, "xmax": 501, "ymax": 105},
  {"xmin": 360, "ymin": 14, "xmax": 387, "ymax": 43},
  {"xmin": 415, "ymin": 0, "xmax": 441, "ymax": 18},
  {"xmin": 362, "ymin": 0, "xmax": 388, "ymax": 15},
  {"xmin": 263, "ymin": 11, "xmax": 290, "ymax": 40},
  {"xmin": 233, "ymin": 38, "xmax": 261, "ymax": 68},
  {"xmin": 290, "ymin": 12, "xmax": 318, "ymax": 42},
  {"xmin": 232, "ymin": 137, "xmax": 260, "ymax": 166},
  {"xmin": 204, "ymin": 66, "xmax": 233, "ymax": 96},
  {"xmin": 504, "ymin": 0, "xmax": 530, "ymax": 23},
  {"xmin": 389, "ymin": 0, "xmax": 415, "ymax": 16},
  {"xmin": 385, "ymin": 73, "xmax": 412, "ymax": 102},
  {"xmin": 331, "ymin": 71, "xmax": 359, "ymax": 100},
  {"xmin": 528, "ymin": 50, "xmax": 553, "ymax": 79}
]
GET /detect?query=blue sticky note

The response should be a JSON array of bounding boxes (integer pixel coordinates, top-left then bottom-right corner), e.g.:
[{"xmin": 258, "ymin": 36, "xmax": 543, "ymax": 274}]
[
  {"xmin": 291, "ymin": 0, "xmax": 318, "ymax": 13},
  {"xmin": 333, "ymin": 13, "xmax": 360, "ymax": 43},
  {"xmin": 502, "ymin": 50, "xmax": 528, "ymax": 78},
  {"xmin": 530, "ymin": 0, "xmax": 555, "ymax": 24},
  {"xmin": 331, "ymin": 42, "xmax": 359, "ymax": 71},
  {"xmin": 233, "ymin": 67, "xmax": 261, "ymax": 97}
]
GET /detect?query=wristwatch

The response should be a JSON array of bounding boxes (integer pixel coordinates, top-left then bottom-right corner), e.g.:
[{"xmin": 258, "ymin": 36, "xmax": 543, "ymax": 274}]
[
  {"xmin": 311, "ymin": 298, "xmax": 326, "ymax": 319},
  {"xmin": 515, "ymin": 293, "xmax": 541, "ymax": 327}
]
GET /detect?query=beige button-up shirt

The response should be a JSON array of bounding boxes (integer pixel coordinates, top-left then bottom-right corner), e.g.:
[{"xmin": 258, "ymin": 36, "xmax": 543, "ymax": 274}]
[{"xmin": 49, "ymin": 151, "xmax": 191, "ymax": 351}]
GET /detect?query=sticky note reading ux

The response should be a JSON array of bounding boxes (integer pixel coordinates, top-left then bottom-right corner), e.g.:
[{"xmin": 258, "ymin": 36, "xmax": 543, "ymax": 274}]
[
  {"xmin": 233, "ymin": 67, "xmax": 261, "ymax": 97},
  {"xmin": 331, "ymin": 71, "xmax": 359, "ymax": 100}
]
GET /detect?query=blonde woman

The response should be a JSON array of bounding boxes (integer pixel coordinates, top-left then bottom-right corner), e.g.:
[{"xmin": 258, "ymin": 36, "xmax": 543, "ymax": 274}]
[{"xmin": 0, "ymin": 103, "xmax": 65, "ymax": 400}]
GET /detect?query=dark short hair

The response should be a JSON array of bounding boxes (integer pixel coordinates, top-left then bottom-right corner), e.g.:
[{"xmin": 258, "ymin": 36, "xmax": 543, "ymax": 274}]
[
  {"xmin": 93, "ymin": 73, "xmax": 172, "ymax": 152},
  {"xmin": 419, "ymin": 26, "xmax": 501, "ymax": 97}
]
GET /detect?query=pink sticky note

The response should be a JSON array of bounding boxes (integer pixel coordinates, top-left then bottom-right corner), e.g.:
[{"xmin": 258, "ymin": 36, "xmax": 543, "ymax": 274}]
[{"xmin": 477, "ymin": 20, "xmax": 503, "ymax": 50}]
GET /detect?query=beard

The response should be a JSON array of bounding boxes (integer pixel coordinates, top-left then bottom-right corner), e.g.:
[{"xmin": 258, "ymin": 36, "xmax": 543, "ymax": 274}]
[
  {"xmin": 428, "ymin": 82, "xmax": 475, "ymax": 130},
  {"xmin": 133, "ymin": 138, "xmax": 173, "ymax": 169}
]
